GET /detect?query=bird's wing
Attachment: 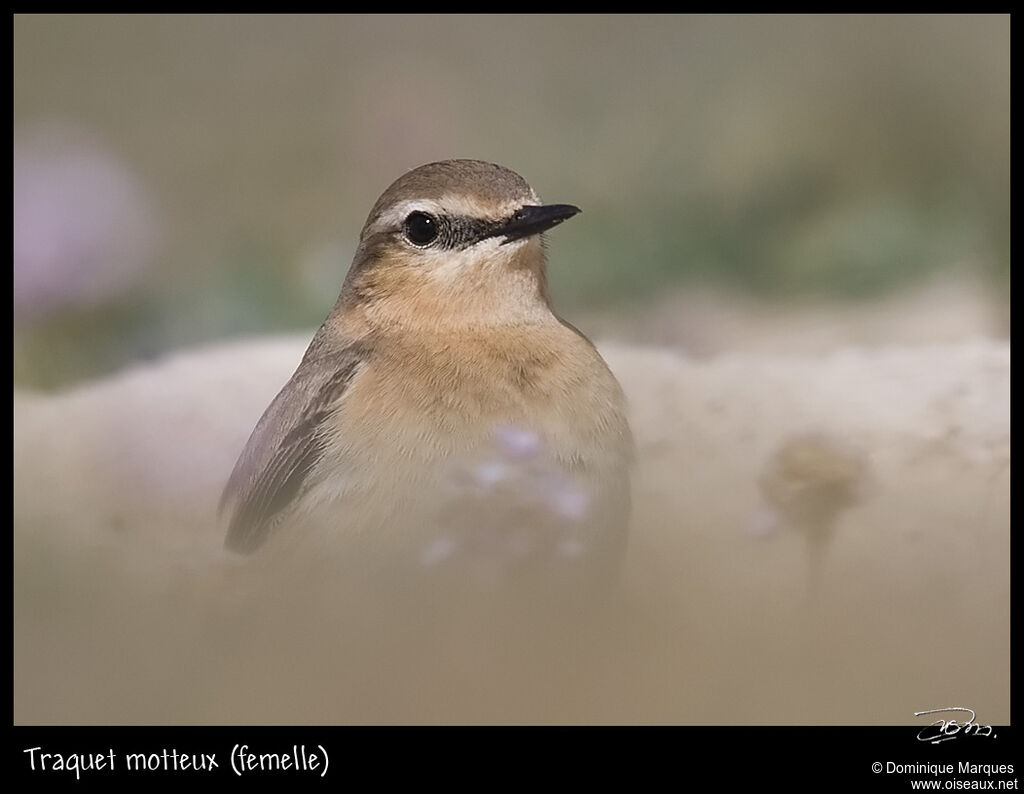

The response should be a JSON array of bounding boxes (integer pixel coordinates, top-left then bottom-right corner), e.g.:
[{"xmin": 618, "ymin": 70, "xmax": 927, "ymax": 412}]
[{"xmin": 221, "ymin": 341, "xmax": 370, "ymax": 553}]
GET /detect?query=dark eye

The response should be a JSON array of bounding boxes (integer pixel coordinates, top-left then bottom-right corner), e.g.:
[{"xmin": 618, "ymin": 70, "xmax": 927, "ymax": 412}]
[{"xmin": 403, "ymin": 211, "xmax": 440, "ymax": 246}]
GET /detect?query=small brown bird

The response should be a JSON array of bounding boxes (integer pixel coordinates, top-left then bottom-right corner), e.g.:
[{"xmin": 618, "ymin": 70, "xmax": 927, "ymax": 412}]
[{"xmin": 221, "ymin": 160, "xmax": 632, "ymax": 595}]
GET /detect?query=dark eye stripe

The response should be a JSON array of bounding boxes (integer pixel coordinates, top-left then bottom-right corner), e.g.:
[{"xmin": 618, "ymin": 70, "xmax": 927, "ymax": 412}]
[
  {"xmin": 397, "ymin": 214, "xmax": 502, "ymax": 251},
  {"xmin": 442, "ymin": 216, "xmax": 502, "ymax": 249},
  {"xmin": 400, "ymin": 205, "xmax": 557, "ymax": 253}
]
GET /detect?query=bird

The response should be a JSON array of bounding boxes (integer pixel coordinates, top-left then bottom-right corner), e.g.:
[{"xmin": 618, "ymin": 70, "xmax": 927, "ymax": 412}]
[{"xmin": 220, "ymin": 159, "xmax": 633, "ymax": 600}]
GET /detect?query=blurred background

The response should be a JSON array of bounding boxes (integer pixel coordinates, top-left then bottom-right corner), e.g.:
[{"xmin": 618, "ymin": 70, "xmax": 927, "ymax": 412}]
[{"xmin": 14, "ymin": 14, "xmax": 1009, "ymax": 388}]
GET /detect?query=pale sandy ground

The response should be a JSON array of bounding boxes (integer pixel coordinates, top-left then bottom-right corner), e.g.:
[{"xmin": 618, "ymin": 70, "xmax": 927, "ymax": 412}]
[{"xmin": 13, "ymin": 286, "xmax": 1009, "ymax": 725}]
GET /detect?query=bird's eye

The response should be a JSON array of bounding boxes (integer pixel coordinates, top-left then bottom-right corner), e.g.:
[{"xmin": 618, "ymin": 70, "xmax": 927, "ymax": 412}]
[{"xmin": 403, "ymin": 212, "xmax": 440, "ymax": 246}]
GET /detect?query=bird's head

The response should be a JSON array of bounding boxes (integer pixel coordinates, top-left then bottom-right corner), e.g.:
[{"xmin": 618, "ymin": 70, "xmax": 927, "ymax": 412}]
[{"xmin": 338, "ymin": 160, "xmax": 580, "ymax": 331}]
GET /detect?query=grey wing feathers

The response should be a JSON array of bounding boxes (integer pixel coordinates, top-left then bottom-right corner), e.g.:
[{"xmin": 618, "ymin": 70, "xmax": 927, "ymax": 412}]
[{"xmin": 221, "ymin": 342, "xmax": 369, "ymax": 553}]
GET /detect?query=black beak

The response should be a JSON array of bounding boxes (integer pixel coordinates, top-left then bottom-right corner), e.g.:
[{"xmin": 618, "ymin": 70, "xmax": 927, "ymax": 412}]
[{"xmin": 496, "ymin": 204, "xmax": 581, "ymax": 245}]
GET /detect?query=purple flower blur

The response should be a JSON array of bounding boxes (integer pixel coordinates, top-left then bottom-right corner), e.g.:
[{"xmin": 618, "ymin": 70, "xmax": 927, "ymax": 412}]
[
  {"xmin": 14, "ymin": 122, "xmax": 161, "ymax": 323},
  {"xmin": 422, "ymin": 424, "xmax": 594, "ymax": 588}
]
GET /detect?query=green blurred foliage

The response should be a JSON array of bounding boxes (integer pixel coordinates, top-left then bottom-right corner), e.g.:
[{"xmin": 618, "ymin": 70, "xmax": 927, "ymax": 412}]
[{"xmin": 13, "ymin": 14, "xmax": 1009, "ymax": 388}]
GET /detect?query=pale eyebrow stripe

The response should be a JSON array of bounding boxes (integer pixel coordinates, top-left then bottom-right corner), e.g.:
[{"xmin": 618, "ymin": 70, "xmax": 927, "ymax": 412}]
[{"xmin": 369, "ymin": 199, "xmax": 446, "ymax": 236}]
